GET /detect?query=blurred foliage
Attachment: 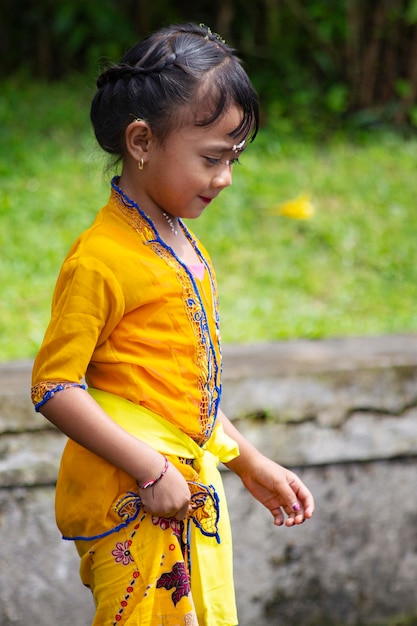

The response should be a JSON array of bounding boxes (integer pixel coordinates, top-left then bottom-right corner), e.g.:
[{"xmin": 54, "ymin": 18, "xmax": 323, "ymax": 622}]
[
  {"xmin": 1, "ymin": 77, "xmax": 417, "ymax": 359},
  {"xmin": 2, "ymin": 0, "xmax": 417, "ymax": 129}
]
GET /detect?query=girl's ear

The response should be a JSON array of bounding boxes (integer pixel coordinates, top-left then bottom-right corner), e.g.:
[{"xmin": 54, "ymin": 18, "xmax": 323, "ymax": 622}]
[{"xmin": 125, "ymin": 119, "xmax": 153, "ymax": 163}]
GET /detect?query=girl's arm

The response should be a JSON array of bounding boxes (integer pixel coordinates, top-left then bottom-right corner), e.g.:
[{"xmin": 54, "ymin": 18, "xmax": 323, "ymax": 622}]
[
  {"xmin": 40, "ymin": 385, "xmax": 191, "ymax": 519},
  {"xmin": 218, "ymin": 409, "xmax": 315, "ymax": 527}
]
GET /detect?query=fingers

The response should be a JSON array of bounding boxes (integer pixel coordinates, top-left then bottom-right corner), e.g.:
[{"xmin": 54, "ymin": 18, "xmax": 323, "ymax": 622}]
[
  {"xmin": 301, "ymin": 491, "xmax": 315, "ymax": 519},
  {"xmin": 141, "ymin": 492, "xmax": 191, "ymax": 519},
  {"xmin": 270, "ymin": 504, "xmax": 306, "ymax": 527},
  {"xmin": 142, "ymin": 499, "xmax": 190, "ymax": 520},
  {"xmin": 273, "ymin": 480, "xmax": 304, "ymax": 521},
  {"xmin": 284, "ymin": 473, "xmax": 315, "ymax": 522},
  {"xmin": 284, "ymin": 507, "xmax": 307, "ymax": 527},
  {"xmin": 270, "ymin": 482, "xmax": 314, "ymax": 527},
  {"xmin": 174, "ymin": 501, "xmax": 191, "ymax": 521},
  {"xmin": 271, "ymin": 507, "xmax": 285, "ymax": 526},
  {"xmin": 291, "ymin": 482, "xmax": 315, "ymax": 520}
]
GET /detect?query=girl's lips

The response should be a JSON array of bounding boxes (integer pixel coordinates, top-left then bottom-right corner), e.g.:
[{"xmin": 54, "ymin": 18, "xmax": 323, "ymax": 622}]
[{"xmin": 199, "ymin": 196, "xmax": 213, "ymax": 205}]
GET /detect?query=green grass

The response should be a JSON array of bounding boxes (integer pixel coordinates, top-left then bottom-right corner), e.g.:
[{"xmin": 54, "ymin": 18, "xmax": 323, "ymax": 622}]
[{"xmin": 1, "ymin": 76, "xmax": 417, "ymax": 361}]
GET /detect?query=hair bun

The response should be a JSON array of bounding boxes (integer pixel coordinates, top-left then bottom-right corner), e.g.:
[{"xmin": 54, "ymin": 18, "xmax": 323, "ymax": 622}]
[
  {"xmin": 96, "ymin": 64, "xmax": 133, "ymax": 88},
  {"xmin": 97, "ymin": 54, "xmax": 179, "ymax": 89}
]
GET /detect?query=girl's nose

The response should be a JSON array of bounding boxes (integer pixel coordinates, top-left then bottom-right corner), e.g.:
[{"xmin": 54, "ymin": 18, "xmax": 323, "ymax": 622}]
[{"xmin": 211, "ymin": 164, "xmax": 233, "ymax": 189}]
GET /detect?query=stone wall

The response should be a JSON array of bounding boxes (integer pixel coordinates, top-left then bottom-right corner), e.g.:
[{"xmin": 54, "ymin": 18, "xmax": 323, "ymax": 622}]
[{"xmin": 1, "ymin": 335, "xmax": 417, "ymax": 625}]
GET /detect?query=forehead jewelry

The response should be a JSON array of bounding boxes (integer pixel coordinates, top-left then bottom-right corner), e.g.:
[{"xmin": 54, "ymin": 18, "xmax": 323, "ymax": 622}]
[
  {"xmin": 224, "ymin": 139, "xmax": 247, "ymax": 165},
  {"xmin": 232, "ymin": 139, "xmax": 246, "ymax": 153}
]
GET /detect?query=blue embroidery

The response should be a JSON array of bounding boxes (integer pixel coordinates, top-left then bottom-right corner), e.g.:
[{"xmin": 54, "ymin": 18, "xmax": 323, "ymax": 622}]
[
  {"xmin": 111, "ymin": 176, "xmax": 222, "ymax": 443},
  {"xmin": 188, "ymin": 481, "xmax": 221, "ymax": 544},
  {"xmin": 62, "ymin": 490, "xmax": 143, "ymax": 542},
  {"xmin": 34, "ymin": 383, "xmax": 86, "ymax": 412}
]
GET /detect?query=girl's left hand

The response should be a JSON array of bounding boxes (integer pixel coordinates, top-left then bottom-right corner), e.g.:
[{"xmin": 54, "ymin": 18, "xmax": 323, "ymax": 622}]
[{"xmin": 238, "ymin": 454, "xmax": 315, "ymax": 527}]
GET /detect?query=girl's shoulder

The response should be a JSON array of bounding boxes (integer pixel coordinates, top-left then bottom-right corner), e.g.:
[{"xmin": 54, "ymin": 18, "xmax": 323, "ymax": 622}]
[{"xmin": 66, "ymin": 199, "xmax": 146, "ymax": 263}]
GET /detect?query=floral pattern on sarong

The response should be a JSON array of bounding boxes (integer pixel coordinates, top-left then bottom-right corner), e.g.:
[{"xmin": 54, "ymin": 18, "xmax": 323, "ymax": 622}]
[
  {"xmin": 112, "ymin": 540, "xmax": 134, "ymax": 565},
  {"xmin": 156, "ymin": 561, "xmax": 191, "ymax": 606},
  {"xmin": 108, "ymin": 476, "xmax": 222, "ymax": 618},
  {"xmin": 152, "ymin": 516, "xmax": 182, "ymax": 538},
  {"xmin": 112, "ymin": 569, "xmax": 140, "ymax": 625}
]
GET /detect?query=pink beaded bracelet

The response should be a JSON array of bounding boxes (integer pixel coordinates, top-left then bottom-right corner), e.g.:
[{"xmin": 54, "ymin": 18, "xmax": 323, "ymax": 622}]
[{"xmin": 137, "ymin": 456, "xmax": 169, "ymax": 490}]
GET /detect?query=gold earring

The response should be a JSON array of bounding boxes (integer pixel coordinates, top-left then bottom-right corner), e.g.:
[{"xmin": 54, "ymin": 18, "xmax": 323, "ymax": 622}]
[{"xmin": 138, "ymin": 158, "xmax": 144, "ymax": 171}]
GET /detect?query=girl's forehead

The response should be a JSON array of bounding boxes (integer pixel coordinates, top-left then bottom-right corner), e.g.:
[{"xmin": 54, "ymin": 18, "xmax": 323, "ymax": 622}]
[
  {"xmin": 161, "ymin": 105, "xmax": 247, "ymax": 151},
  {"xmin": 192, "ymin": 105, "xmax": 246, "ymax": 141}
]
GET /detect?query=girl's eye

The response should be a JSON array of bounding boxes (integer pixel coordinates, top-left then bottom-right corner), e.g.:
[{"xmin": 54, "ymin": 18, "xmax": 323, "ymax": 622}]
[
  {"xmin": 204, "ymin": 157, "xmax": 241, "ymax": 166},
  {"xmin": 205, "ymin": 157, "xmax": 221, "ymax": 166}
]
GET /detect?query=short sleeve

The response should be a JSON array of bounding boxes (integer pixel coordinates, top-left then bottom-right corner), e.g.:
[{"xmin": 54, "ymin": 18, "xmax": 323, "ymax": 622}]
[{"xmin": 32, "ymin": 254, "xmax": 125, "ymax": 390}]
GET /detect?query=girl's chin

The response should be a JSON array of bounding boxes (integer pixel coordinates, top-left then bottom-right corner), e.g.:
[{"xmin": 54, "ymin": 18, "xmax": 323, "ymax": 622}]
[{"xmin": 180, "ymin": 205, "xmax": 209, "ymax": 220}]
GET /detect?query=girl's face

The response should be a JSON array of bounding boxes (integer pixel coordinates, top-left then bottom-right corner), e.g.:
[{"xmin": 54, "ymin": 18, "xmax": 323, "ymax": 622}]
[{"xmin": 139, "ymin": 105, "xmax": 246, "ymax": 220}]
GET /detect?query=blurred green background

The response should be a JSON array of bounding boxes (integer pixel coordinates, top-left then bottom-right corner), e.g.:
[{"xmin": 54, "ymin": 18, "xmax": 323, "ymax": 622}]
[{"xmin": 1, "ymin": 0, "xmax": 417, "ymax": 360}]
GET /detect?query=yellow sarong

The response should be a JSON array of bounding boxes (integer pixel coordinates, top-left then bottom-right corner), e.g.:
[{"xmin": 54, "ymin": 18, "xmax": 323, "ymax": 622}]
[{"xmin": 55, "ymin": 389, "xmax": 240, "ymax": 626}]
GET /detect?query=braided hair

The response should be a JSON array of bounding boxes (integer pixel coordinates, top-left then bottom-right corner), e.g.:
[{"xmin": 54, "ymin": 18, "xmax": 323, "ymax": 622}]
[{"xmin": 90, "ymin": 23, "xmax": 259, "ymax": 159}]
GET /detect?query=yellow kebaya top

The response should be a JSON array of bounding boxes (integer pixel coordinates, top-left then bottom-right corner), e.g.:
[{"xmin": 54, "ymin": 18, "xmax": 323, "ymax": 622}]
[
  {"xmin": 31, "ymin": 180, "xmax": 239, "ymax": 625},
  {"xmin": 31, "ymin": 180, "xmax": 222, "ymax": 446}
]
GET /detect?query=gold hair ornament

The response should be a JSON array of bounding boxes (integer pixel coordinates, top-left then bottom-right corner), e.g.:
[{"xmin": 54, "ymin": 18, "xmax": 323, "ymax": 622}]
[{"xmin": 200, "ymin": 23, "xmax": 226, "ymax": 43}]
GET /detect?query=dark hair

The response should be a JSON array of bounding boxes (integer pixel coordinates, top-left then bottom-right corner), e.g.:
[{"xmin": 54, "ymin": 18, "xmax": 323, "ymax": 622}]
[{"xmin": 90, "ymin": 23, "xmax": 259, "ymax": 159}]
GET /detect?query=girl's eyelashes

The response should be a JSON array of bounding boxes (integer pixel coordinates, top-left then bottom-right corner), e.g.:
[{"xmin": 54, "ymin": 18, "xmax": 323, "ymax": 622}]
[{"xmin": 204, "ymin": 156, "xmax": 241, "ymax": 166}]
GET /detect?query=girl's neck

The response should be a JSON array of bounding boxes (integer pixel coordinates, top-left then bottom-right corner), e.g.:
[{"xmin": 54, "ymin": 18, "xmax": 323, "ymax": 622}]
[
  {"xmin": 113, "ymin": 176, "xmax": 200, "ymax": 266},
  {"xmin": 117, "ymin": 173, "xmax": 180, "ymax": 240}
]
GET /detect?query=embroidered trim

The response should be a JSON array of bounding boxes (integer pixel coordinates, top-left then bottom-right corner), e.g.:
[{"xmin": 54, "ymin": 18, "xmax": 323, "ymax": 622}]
[
  {"xmin": 111, "ymin": 177, "xmax": 222, "ymax": 445},
  {"xmin": 62, "ymin": 516, "xmax": 141, "ymax": 542},
  {"xmin": 188, "ymin": 481, "xmax": 221, "ymax": 544},
  {"xmin": 62, "ymin": 491, "xmax": 143, "ymax": 542},
  {"xmin": 150, "ymin": 243, "xmax": 221, "ymax": 443},
  {"xmin": 31, "ymin": 381, "xmax": 86, "ymax": 411}
]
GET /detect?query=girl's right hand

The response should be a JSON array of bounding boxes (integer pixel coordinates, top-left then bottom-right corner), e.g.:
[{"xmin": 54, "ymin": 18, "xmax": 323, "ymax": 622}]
[
  {"xmin": 37, "ymin": 388, "xmax": 191, "ymax": 519},
  {"xmin": 138, "ymin": 460, "xmax": 191, "ymax": 520}
]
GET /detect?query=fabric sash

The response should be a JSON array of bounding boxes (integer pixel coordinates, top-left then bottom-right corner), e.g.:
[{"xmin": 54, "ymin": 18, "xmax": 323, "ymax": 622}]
[{"xmin": 87, "ymin": 388, "xmax": 240, "ymax": 626}]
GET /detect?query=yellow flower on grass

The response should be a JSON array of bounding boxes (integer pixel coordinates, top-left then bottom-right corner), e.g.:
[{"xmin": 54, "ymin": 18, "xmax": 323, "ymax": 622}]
[{"xmin": 271, "ymin": 193, "xmax": 315, "ymax": 220}]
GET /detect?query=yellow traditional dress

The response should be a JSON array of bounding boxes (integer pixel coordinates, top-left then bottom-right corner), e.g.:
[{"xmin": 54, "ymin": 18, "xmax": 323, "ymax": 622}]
[{"xmin": 31, "ymin": 178, "xmax": 240, "ymax": 626}]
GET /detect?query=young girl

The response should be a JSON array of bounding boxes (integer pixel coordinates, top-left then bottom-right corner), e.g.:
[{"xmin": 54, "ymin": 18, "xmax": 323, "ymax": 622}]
[{"xmin": 31, "ymin": 23, "xmax": 314, "ymax": 626}]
